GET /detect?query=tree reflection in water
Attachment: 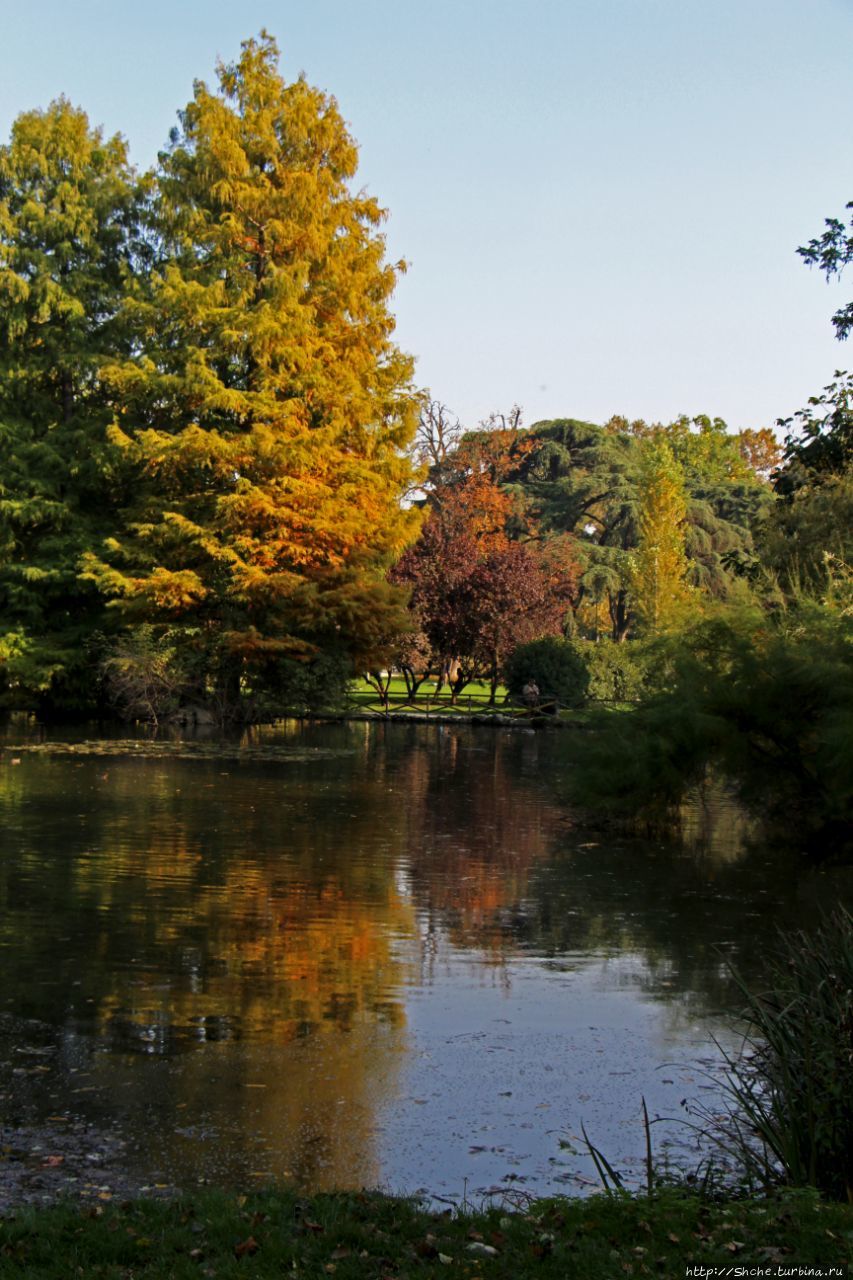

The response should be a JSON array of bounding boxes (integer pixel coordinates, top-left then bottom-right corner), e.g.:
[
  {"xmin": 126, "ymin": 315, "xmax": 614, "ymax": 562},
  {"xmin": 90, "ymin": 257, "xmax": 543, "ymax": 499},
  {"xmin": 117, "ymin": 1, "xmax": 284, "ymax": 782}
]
[{"xmin": 0, "ymin": 723, "xmax": 849, "ymax": 1192}]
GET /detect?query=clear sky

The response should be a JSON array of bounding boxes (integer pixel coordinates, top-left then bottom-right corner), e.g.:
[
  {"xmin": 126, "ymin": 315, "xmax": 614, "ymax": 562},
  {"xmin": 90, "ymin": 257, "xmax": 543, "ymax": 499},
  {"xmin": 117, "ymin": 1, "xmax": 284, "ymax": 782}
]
[{"xmin": 2, "ymin": 0, "xmax": 852, "ymax": 432}]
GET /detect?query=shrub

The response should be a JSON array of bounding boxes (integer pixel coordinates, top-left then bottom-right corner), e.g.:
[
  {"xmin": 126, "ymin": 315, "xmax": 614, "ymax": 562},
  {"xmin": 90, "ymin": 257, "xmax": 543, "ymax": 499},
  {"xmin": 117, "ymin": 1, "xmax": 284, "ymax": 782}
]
[
  {"xmin": 101, "ymin": 627, "xmax": 189, "ymax": 725},
  {"xmin": 504, "ymin": 636, "xmax": 590, "ymax": 709},
  {"xmin": 572, "ymin": 639, "xmax": 650, "ymax": 702},
  {"xmin": 253, "ymin": 650, "xmax": 353, "ymax": 715},
  {"xmin": 563, "ymin": 603, "xmax": 853, "ymax": 852}
]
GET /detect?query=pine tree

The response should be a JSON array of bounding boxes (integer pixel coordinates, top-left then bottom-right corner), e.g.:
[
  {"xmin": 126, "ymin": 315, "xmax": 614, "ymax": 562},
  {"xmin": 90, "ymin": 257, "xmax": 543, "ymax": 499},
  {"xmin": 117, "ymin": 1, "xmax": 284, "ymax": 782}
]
[
  {"xmin": 0, "ymin": 99, "xmax": 146, "ymax": 709},
  {"xmin": 87, "ymin": 34, "xmax": 419, "ymax": 708},
  {"xmin": 628, "ymin": 440, "xmax": 693, "ymax": 632}
]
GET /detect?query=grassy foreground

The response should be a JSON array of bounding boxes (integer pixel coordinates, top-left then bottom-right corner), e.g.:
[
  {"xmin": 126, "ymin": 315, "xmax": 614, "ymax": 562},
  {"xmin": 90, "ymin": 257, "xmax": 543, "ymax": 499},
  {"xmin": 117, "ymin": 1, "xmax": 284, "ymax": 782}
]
[{"xmin": 1, "ymin": 1187, "xmax": 851, "ymax": 1279}]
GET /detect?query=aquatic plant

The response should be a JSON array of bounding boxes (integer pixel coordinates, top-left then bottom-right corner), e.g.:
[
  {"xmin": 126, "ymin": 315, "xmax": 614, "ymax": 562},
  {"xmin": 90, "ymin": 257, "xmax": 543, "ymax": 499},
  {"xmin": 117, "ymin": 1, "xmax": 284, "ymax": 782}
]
[{"xmin": 710, "ymin": 909, "xmax": 853, "ymax": 1202}]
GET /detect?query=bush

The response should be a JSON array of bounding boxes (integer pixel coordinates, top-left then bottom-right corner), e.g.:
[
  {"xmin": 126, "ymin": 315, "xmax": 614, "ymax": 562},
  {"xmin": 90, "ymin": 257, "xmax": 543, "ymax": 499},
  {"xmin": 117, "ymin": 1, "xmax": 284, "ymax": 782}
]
[
  {"xmin": 101, "ymin": 627, "xmax": 189, "ymax": 725},
  {"xmin": 252, "ymin": 650, "xmax": 353, "ymax": 715},
  {"xmin": 713, "ymin": 909, "xmax": 853, "ymax": 1201},
  {"xmin": 564, "ymin": 603, "xmax": 853, "ymax": 852},
  {"xmin": 572, "ymin": 639, "xmax": 651, "ymax": 702},
  {"xmin": 504, "ymin": 637, "xmax": 590, "ymax": 709}
]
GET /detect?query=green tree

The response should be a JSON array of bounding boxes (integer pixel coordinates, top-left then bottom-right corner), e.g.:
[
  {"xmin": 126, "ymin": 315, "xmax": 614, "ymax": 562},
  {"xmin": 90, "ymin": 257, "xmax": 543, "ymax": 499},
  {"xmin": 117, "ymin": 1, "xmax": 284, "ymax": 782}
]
[
  {"xmin": 628, "ymin": 440, "xmax": 693, "ymax": 632},
  {"xmin": 0, "ymin": 99, "xmax": 146, "ymax": 710},
  {"xmin": 86, "ymin": 34, "xmax": 419, "ymax": 711},
  {"xmin": 775, "ymin": 372, "xmax": 853, "ymax": 496},
  {"xmin": 513, "ymin": 418, "xmax": 640, "ymax": 641},
  {"xmin": 514, "ymin": 417, "xmax": 764, "ymax": 641},
  {"xmin": 798, "ymin": 200, "xmax": 853, "ymax": 341}
]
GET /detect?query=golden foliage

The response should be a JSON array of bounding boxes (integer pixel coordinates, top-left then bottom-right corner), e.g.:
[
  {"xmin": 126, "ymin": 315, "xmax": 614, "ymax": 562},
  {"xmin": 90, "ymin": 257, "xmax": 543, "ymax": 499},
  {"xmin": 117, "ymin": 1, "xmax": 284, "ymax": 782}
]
[
  {"xmin": 628, "ymin": 441, "xmax": 694, "ymax": 633},
  {"xmin": 91, "ymin": 34, "xmax": 420, "ymax": 678}
]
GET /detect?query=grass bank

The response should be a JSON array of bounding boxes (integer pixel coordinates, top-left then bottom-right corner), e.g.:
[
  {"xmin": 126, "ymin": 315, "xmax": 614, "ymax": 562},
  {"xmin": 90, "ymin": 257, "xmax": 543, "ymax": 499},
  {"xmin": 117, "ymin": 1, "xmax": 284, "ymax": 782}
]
[
  {"xmin": 345, "ymin": 677, "xmax": 600, "ymax": 725},
  {"xmin": 1, "ymin": 1186, "xmax": 851, "ymax": 1278}
]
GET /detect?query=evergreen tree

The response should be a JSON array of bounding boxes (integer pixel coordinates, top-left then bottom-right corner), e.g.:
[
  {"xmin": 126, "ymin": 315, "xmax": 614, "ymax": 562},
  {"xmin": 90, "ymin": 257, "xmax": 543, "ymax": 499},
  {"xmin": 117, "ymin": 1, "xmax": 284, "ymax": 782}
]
[
  {"xmin": 514, "ymin": 417, "xmax": 767, "ymax": 640},
  {"xmin": 86, "ymin": 33, "xmax": 418, "ymax": 708},
  {"xmin": 0, "ymin": 99, "xmax": 145, "ymax": 710}
]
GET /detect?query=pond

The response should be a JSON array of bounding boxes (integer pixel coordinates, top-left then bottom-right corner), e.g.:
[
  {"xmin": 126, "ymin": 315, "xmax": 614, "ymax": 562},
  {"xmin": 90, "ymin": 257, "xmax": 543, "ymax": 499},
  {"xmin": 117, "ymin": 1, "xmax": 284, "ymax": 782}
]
[{"xmin": 0, "ymin": 721, "xmax": 849, "ymax": 1204}]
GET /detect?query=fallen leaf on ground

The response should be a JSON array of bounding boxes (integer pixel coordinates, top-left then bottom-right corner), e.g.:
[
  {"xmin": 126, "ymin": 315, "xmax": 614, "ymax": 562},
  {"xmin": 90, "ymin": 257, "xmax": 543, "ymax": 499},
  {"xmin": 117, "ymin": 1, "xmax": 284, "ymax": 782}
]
[{"xmin": 234, "ymin": 1236, "xmax": 259, "ymax": 1259}]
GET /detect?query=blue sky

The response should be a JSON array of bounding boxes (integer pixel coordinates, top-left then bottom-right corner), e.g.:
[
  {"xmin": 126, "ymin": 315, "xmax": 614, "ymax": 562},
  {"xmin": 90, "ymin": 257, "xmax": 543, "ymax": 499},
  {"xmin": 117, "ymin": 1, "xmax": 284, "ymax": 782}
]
[{"xmin": 3, "ymin": 0, "xmax": 852, "ymax": 432}]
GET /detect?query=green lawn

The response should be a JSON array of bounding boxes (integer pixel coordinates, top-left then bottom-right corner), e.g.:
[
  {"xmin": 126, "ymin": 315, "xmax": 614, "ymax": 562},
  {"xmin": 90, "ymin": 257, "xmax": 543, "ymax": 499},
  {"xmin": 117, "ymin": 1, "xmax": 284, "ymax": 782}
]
[
  {"xmin": 348, "ymin": 677, "xmax": 515, "ymax": 714},
  {"xmin": 1, "ymin": 1186, "xmax": 851, "ymax": 1278}
]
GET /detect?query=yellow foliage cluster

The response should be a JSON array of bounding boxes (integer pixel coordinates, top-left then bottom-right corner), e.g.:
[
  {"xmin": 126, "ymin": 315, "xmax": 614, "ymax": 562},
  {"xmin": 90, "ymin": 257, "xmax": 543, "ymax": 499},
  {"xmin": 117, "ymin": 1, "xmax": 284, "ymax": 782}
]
[{"xmin": 628, "ymin": 441, "xmax": 694, "ymax": 632}]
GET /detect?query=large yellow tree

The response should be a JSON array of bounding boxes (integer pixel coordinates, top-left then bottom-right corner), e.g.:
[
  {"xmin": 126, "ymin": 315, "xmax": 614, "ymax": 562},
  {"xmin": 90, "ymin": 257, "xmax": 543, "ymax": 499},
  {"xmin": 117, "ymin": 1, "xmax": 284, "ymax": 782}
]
[
  {"xmin": 87, "ymin": 33, "xmax": 419, "ymax": 705},
  {"xmin": 628, "ymin": 440, "xmax": 693, "ymax": 632}
]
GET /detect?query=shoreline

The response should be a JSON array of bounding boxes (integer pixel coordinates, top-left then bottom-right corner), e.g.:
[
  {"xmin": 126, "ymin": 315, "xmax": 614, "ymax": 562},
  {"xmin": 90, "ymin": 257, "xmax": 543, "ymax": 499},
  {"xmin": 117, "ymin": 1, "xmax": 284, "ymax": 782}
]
[{"xmin": 1, "ymin": 1180, "xmax": 851, "ymax": 1277}]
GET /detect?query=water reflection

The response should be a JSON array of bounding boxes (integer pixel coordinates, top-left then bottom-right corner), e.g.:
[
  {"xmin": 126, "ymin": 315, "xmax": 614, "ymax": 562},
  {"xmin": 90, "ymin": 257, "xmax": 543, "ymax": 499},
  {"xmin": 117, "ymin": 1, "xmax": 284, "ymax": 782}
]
[{"xmin": 0, "ymin": 723, "xmax": 850, "ymax": 1196}]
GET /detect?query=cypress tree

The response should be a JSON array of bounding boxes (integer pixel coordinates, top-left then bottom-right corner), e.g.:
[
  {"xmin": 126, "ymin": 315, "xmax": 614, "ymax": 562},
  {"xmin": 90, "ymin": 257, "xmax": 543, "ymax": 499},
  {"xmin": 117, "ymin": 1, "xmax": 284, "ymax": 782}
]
[
  {"xmin": 88, "ymin": 33, "xmax": 419, "ymax": 709},
  {"xmin": 628, "ymin": 440, "xmax": 693, "ymax": 633},
  {"xmin": 0, "ymin": 100, "xmax": 146, "ymax": 710}
]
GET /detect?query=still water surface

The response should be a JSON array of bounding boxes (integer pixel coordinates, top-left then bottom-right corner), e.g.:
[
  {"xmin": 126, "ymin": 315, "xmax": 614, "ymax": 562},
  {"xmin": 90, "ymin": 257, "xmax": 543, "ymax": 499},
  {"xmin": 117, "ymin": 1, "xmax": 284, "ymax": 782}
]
[{"xmin": 0, "ymin": 722, "xmax": 849, "ymax": 1200}]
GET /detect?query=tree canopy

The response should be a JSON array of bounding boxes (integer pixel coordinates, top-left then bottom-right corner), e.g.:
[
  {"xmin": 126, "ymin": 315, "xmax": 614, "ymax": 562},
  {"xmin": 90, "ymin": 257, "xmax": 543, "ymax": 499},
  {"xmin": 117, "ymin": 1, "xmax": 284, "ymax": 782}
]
[
  {"xmin": 798, "ymin": 200, "xmax": 853, "ymax": 342},
  {"xmin": 81, "ymin": 33, "xmax": 419, "ymax": 706},
  {"xmin": 0, "ymin": 99, "xmax": 146, "ymax": 709}
]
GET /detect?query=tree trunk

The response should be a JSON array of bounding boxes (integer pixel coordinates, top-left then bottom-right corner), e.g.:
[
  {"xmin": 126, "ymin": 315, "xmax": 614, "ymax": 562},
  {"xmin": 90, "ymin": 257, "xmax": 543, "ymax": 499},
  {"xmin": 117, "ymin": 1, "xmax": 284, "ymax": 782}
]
[
  {"xmin": 610, "ymin": 590, "xmax": 631, "ymax": 643},
  {"xmin": 217, "ymin": 659, "xmax": 243, "ymax": 721},
  {"xmin": 488, "ymin": 667, "xmax": 499, "ymax": 705},
  {"xmin": 62, "ymin": 369, "xmax": 73, "ymax": 424}
]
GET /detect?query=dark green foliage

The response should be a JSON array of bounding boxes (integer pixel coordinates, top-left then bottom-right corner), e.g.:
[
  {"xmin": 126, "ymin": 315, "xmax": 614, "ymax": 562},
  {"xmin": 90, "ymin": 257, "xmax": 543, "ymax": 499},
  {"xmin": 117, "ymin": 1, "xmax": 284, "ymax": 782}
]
[
  {"xmin": 250, "ymin": 650, "xmax": 353, "ymax": 716},
  {"xmin": 512, "ymin": 417, "xmax": 767, "ymax": 643},
  {"xmin": 566, "ymin": 606, "xmax": 853, "ymax": 852},
  {"xmin": 775, "ymin": 372, "xmax": 853, "ymax": 496},
  {"xmin": 797, "ymin": 198, "xmax": 853, "ymax": 341},
  {"xmin": 504, "ymin": 636, "xmax": 590, "ymax": 709},
  {"xmin": 513, "ymin": 419, "xmax": 639, "ymax": 641},
  {"xmin": 685, "ymin": 484, "xmax": 772, "ymax": 598},
  {"xmin": 714, "ymin": 910, "xmax": 853, "ymax": 1201},
  {"xmin": 0, "ymin": 99, "xmax": 147, "ymax": 710}
]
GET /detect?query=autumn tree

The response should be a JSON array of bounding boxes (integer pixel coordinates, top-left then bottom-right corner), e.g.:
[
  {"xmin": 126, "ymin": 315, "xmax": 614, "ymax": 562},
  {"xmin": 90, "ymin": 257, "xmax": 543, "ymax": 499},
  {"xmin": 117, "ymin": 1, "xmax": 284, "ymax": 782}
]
[
  {"xmin": 390, "ymin": 516, "xmax": 479, "ymax": 698},
  {"xmin": 736, "ymin": 428, "xmax": 783, "ymax": 482},
  {"xmin": 458, "ymin": 541, "xmax": 576, "ymax": 702},
  {"xmin": 85, "ymin": 34, "xmax": 419, "ymax": 712},
  {"xmin": 628, "ymin": 440, "xmax": 693, "ymax": 633},
  {"xmin": 0, "ymin": 99, "xmax": 146, "ymax": 709},
  {"xmin": 391, "ymin": 515, "xmax": 575, "ymax": 703}
]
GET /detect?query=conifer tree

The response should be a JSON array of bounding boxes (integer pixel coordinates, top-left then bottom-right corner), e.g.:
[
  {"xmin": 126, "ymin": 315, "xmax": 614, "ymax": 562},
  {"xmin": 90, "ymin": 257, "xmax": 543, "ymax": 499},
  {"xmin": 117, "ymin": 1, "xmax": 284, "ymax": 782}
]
[
  {"xmin": 0, "ymin": 100, "xmax": 145, "ymax": 709},
  {"xmin": 88, "ymin": 34, "xmax": 419, "ymax": 707},
  {"xmin": 628, "ymin": 440, "xmax": 693, "ymax": 632}
]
